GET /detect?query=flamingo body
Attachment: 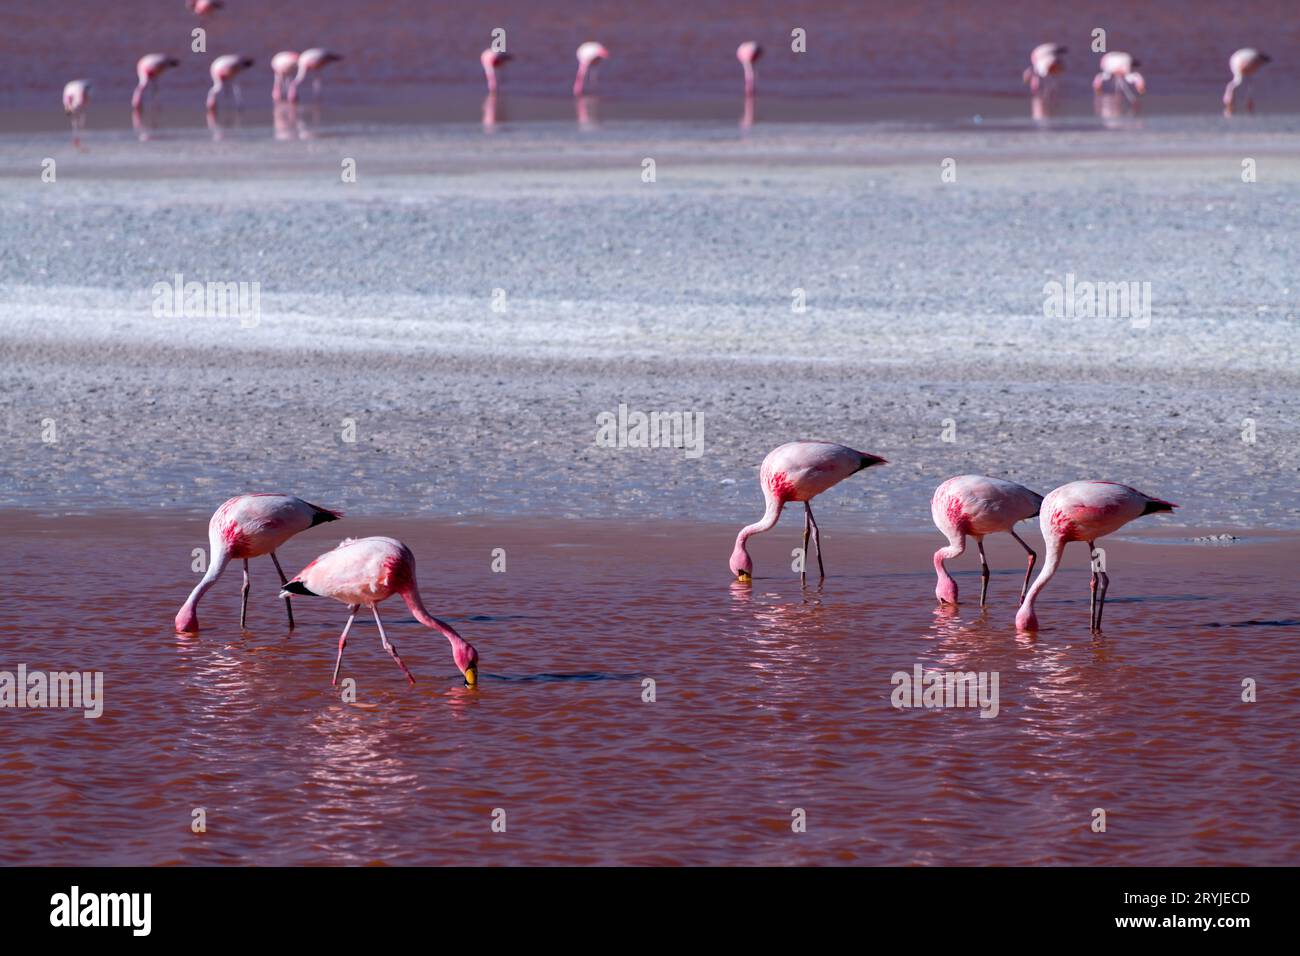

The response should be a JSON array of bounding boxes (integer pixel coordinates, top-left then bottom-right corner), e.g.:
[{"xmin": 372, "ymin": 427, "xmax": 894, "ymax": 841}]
[
  {"xmin": 289, "ymin": 48, "xmax": 343, "ymax": 103},
  {"xmin": 1015, "ymin": 481, "xmax": 1176, "ymax": 632},
  {"xmin": 281, "ymin": 536, "xmax": 479, "ymax": 686},
  {"xmin": 481, "ymin": 48, "xmax": 512, "ymax": 93},
  {"xmin": 175, "ymin": 493, "xmax": 341, "ymax": 632},
  {"xmin": 1023, "ymin": 43, "xmax": 1066, "ymax": 92},
  {"xmin": 931, "ymin": 475, "xmax": 1043, "ymax": 606},
  {"xmin": 737, "ymin": 41, "xmax": 762, "ymax": 96},
  {"xmin": 133, "ymin": 54, "xmax": 180, "ymax": 110},
  {"xmin": 271, "ymin": 50, "xmax": 299, "ymax": 102},
  {"xmin": 63, "ymin": 80, "xmax": 91, "ymax": 119},
  {"xmin": 574, "ymin": 41, "xmax": 609, "ymax": 96},
  {"xmin": 207, "ymin": 54, "xmax": 255, "ymax": 112},
  {"xmin": 730, "ymin": 441, "xmax": 887, "ymax": 582},
  {"xmin": 1224, "ymin": 48, "xmax": 1270, "ymax": 112},
  {"xmin": 187, "ymin": 0, "xmax": 223, "ymax": 15},
  {"xmin": 1093, "ymin": 51, "xmax": 1143, "ymax": 96}
]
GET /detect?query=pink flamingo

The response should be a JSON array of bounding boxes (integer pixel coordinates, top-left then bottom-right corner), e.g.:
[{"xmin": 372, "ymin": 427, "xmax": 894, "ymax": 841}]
[
  {"xmin": 573, "ymin": 41, "xmax": 609, "ymax": 96},
  {"xmin": 730, "ymin": 441, "xmax": 887, "ymax": 584},
  {"xmin": 1093, "ymin": 51, "xmax": 1144, "ymax": 100},
  {"xmin": 481, "ymin": 48, "xmax": 512, "ymax": 93},
  {"xmin": 175, "ymin": 494, "xmax": 342, "ymax": 632},
  {"xmin": 1015, "ymin": 481, "xmax": 1177, "ymax": 632},
  {"xmin": 1223, "ymin": 48, "xmax": 1270, "ymax": 114},
  {"xmin": 187, "ymin": 0, "xmax": 223, "ymax": 16},
  {"xmin": 132, "ymin": 54, "xmax": 180, "ymax": 111},
  {"xmin": 279, "ymin": 536, "xmax": 480, "ymax": 687},
  {"xmin": 206, "ymin": 54, "xmax": 254, "ymax": 113},
  {"xmin": 62, "ymin": 80, "xmax": 91, "ymax": 140},
  {"xmin": 288, "ymin": 48, "xmax": 343, "ymax": 104},
  {"xmin": 270, "ymin": 51, "xmax": 299, "ymax": 103},
  {"xmin": 931, "ymin": 475, "xmax": 1043, "ymax": 607},
  {"xmin": 1022, "ymin": 43, "xmax": 1066, "ymax": 93},
  {"xmin": 737, "ymin": 41, "xmax": 762, "ymax": 97}
]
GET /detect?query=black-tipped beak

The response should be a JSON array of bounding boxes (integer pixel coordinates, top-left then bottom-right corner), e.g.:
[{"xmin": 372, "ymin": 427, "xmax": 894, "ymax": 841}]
[{"xmin": 279, "ymin": 581, "xmax": 317, "ymax": 597}]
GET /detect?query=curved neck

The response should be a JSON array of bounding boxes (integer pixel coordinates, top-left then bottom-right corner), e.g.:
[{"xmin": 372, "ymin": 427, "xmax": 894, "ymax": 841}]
[
  {"xmin": 933, "ymin": 537, "xmax": 964, "ymax": 585},
  {"xmin": 736, "ymin": 494, "xmax": 784, "ymax": 554},
  {"xmin": 1018, "ymin": 538, "xmax": 1063, "ymax": 619},
  {"xmin": 400, "ymin": 586, "xmax": 470, "ymax": 654},
  {"xmin": 179, "ymin": 548, "xmax": 230, "ymax": 618}
]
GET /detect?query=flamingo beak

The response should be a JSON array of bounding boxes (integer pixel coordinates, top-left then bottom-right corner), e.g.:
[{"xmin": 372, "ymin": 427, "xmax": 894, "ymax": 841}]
[
  {"xmin": 736, "ymin": 570, "xmax": 752, "ymax": 583},
  {"xmin": 463, "ymin": 665, "xmax": 478, "ymax": 687}
]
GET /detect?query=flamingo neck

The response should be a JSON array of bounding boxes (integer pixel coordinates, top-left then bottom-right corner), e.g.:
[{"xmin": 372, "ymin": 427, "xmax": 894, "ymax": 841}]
[
  {"xmin": 399, "ymin": 587, "xmax": 471, "ymax": 655},
  {"xmin": 735, "ymin": 495, "xmax": 784, "ymax": 555},
  {"xmin": 176, "ymin": 547, "xmax": 231, "ymax": 629},
  {"xmin": 1016, "ymin": 538, "xmax": 1062, "ymax": 627},
  {"xmin": 574, "ymin": 62, "xmax": 590, "ymax": 96}
]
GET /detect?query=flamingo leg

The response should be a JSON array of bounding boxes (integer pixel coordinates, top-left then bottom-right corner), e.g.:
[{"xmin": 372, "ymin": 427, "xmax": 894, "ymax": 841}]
[
  {"xmin": 977, "ymin": 539, "xmax": 990, "ymax": 606},
  {"xmin": 1095, "ymin": 570, "xmax": 1111, "ymax": 631},
  {"xmin": 332, "ymin": 605, "xmax": 359, "ymax": 685},
  {"xmin": 240, "ymin": 558, "xmax": 250, "ymax": 628},
  {"xmin": 269, "ymin": 551, "xmax": 295, "ymax": 629},
  {"xmin": 806, "ymin": 501, "xmax": 825, "ymax": 581},
  {"xmin": 800, "ymin": 508, "xmax": 811, "ymax": 586},
  {"xmin": 1088, "ymin": 540, "xmax": 1099, "ymax": 630},
  {"xmin": 1009, "ymin": 529, "xmax": 1037, "ymax": 604},
  {"xmin": 371, "ymin": 605, "xmax": 416, "ymax": 686}
]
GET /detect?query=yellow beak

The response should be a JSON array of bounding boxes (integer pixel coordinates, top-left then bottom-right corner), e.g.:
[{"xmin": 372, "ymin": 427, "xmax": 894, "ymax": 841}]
[
  {"xmin": 737, "ymin": 571, "xmax": 752, "ymax": 582},
  {"xmin": 463, "ymin": 665, "xmax": 478, "ymax": 687}
]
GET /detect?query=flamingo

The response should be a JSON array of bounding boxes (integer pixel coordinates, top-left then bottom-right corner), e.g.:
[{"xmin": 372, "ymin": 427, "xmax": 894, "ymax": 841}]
[
  {"xmin": 288, "ymin": 48, "xmax": 343, "ymax": 104},
  {"xmin": 730, "ymin": 441, "xmax": 887, "ymax": 584},
  {"xmin": 573, "ymin": 41, "xmax": 609, "ymax": 96},
  {"xmin": 62, "ymin": 80, "xmax": 91, "ymax": 139},
  {"xmin": 206, "ymin": 54, "xmax": 254, "ymax": 113},
  {"xmin": 175, "ymin": 494, "xmax": 342, "ymax": 633},
  {"xmin": 931, "ymin": 475, "xmax": 1043, "ymax": 607},
  {"xmin": 1022, "ymin": 43, "xmax": 1066, "ymax": 93},
  {"xmin": 1093, "ymin": 51, "xmax": 1144, "ymax": 100},
  {"xmin": 1224, "ymin": 48, "xmax": 1270, "ymax": 114},
  {"xmin": 279, "ymin": 537, "xmax": 480, "ymax": 687},
  {"xmin": 187, "ymin": 0, "xmax": 223, "ymax": 16},
  {"xmin": 1015, "ymin": 481, "xmax": 1177, "ymax": 632},
  {"xmin": 270, "ymin": 51, "xmax": 299, "ymax": 103},
  {"xmin": 737, "ymin": 41, "xmax": 762, "ymax": 97},
  {"xmin": 132, "ymin": 54, "xmax": 180, "ymax": 111},
  {"xmin": 481, "ymin": 48, "xmax": 512, "ymax": 93}
]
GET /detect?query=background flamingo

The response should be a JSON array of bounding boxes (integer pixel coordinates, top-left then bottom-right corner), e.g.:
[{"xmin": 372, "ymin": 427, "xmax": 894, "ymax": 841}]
[
  {"xmin": 271, "ymin": 50, "xmax": 299, "ymax": 102},
  {"xmin": 1015, "ymin": 481, "xmax": 1176, "ymax": 632},
  {"xmin": 481, "ymin": 48, "xmax": 511, "ymax": 93},
  {"xmin": 574, "ymin": 41, "xmax": 609, "ymax": 96},
  {"xmin": 62, "ymin": 80, "xmax": 90, "ymax": 140},
  {"xmin": 132, "ymin": 54, "xmax": 180, "ymax": 111},
  {"xmin": 175, "ymin": 494, "xmax": 342, "ymax": 632},
  {"xmin": 187, "ymin": 0, "xmax": 223, "ymax": 17},
  {"xmin": 737, "ymin": 41, "xmax": 762, "ymax": 97},
  {"xmin": 730, "ymin": 441, "xmax": 887, "ymax": 584},
  {"xmin": 207, "ymin": 54, "xmax": 254, "ymax": 113},
  {"xmin": 288, "ymin": 48, "xmax": 343, "ymax": 103},
  {"xmin": 1093, "ymin": 51, "xmax": 1144, "ymax": 100},
  {"xmin": 1224, "ymin": 48, "xmax": 1270, "ymax": 114},
  {"xmin": 1022, "ymin": 43, "xmax": 1066, "ymax": 93},
  {"xmin": 280, "ymin": 536, "xmax": 480, "ymax": 687},
  {"xmin": 932, "ymin": 475, "xmax": 1043, "ymax": 607}
]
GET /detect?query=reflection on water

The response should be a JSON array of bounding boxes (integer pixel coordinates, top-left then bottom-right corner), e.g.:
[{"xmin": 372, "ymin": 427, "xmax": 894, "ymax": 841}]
[{"xmin": 2, "ymin": 513, "xmax": 1297, "ymax": 865}]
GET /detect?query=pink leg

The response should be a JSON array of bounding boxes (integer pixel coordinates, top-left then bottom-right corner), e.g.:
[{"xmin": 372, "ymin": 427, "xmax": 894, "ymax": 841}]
[
  {"xmin": 371, "ymin": 605, "xmax": 416, "ymax": 686},
  {"xmin": 240, "ymin": 558, "xmax": 250, "ymax": 628},
  {"xmin": 1009, "ymin": 529, "xmax": 1037, "ymax": 604},
  {"xmin": 332, "ymin": 604, "xmax": 359, "ymax": 685},
  {"xmin": 806, "ymin": 501, "xmax": 825, "ymax": 580},
  {"xmin": 269, "ymin": 551, "xmax": 295, "ymax": 629}
]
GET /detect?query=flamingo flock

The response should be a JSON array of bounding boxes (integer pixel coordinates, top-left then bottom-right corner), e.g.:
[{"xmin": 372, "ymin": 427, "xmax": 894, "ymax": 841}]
[{"xmin": 57, "ymin": 4, "xmax": 1275, "ymax": 137}]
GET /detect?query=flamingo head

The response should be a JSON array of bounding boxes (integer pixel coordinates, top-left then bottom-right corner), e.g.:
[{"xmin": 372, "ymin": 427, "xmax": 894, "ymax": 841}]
[
  {"xmin": 456, "ymin": 641, "xmax": 480, "ymax": 686},
  {"xmin": 175, "ymin": 605, "xmax": 199, "ymax": 633},
  {"xmin": 729, "ymin": 540, "xmax": 753, "ymax": 581},
  {"xmin": 934, "ymin": 567, "xmax": 959, "ymax": 606},
  {"xmin": 578, "ymin": 42, "xmax": 609, "ymax": 67},
  {"xmin": 1014, "ymin": 605, "xmax": 1038, "ymax": 632},
  {"xmin": 737, "ymin": 42, "xmax": 762, "ymax": 65}
]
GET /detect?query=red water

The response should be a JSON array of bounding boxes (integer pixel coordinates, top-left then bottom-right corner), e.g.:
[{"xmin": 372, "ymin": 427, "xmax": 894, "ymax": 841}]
[{"xmin": 1, "ymin": 510, "xmax": 1296, "ymax": 865}]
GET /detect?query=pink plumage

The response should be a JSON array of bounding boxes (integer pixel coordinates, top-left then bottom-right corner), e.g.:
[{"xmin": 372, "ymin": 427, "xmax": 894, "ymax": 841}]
[
  {"xmin": 931, "ymin": 474, "xmax": 1043, "ymax": 606},
  {"xmin": 730, "ymin": 440, "xmax": 887, "ymax": 583},
  {"xmin": 1015, "ymin": 480, "xmax": 1177, "ymax": 632},
  {"xmin": 281, "ymin": 536, "xmax": 479, "ymax": 687}
]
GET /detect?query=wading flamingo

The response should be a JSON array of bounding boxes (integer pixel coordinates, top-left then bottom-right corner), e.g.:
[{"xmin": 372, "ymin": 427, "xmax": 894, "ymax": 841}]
[
  {"xmin": 1093, "ymin": 52, "xmax": 1144, "ymax": 100},
  {"xmin": 187, "ymin": 0, "xmax": 223, "ymax": 17},
  {"xmin": 288, "ymin": 48, "xmax": 343, "ymax": 103},
  {"xmin": 574, "ymin": 41, "xmax": 609, "ymax": 96},
  {"xmin": 270, "ymin": 51, "xmax": 299, "ymax": 102},
  {"xmin": 1015, "ymin": 481, "xmax": 1176, "ymax": 633},
  {"xmin": 175, "ymin": 494, "xmax": 342, "ymax": 632},
  {"xmin": 1022, "ymin": 43, "xmax": 1066, "ymax": 93},
  {"xmin": 730, "ymin": 441, "xmax": 887, "ymax": 584},
  {"xmin": 737, "ymin": 41, "xmax": 762, "ymax": 97},
  {"xmin": 1223, "ymin": 48, "xmax": 1270, "ymax": 114},
  {"xmin": 132, "ymin": 54, "xmax": 180, "ymax": 111},
  {"xmin": 62, "ymin": 80, "xmax": 91, "ymax": 139},
  {"xmin": 207, "ymin": 54, "xmax": 254, "ymax": 113},
  {"xmin": 482, "ymin": 48, "xmax": 512, "ymax": 93},
  {"xmin": 280, "ymin": 537, "xmax": 480, "ymax": 687},
  {"xmin": 932, "ymin": 475, "xmax": 1043, "ymax": 607}
]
